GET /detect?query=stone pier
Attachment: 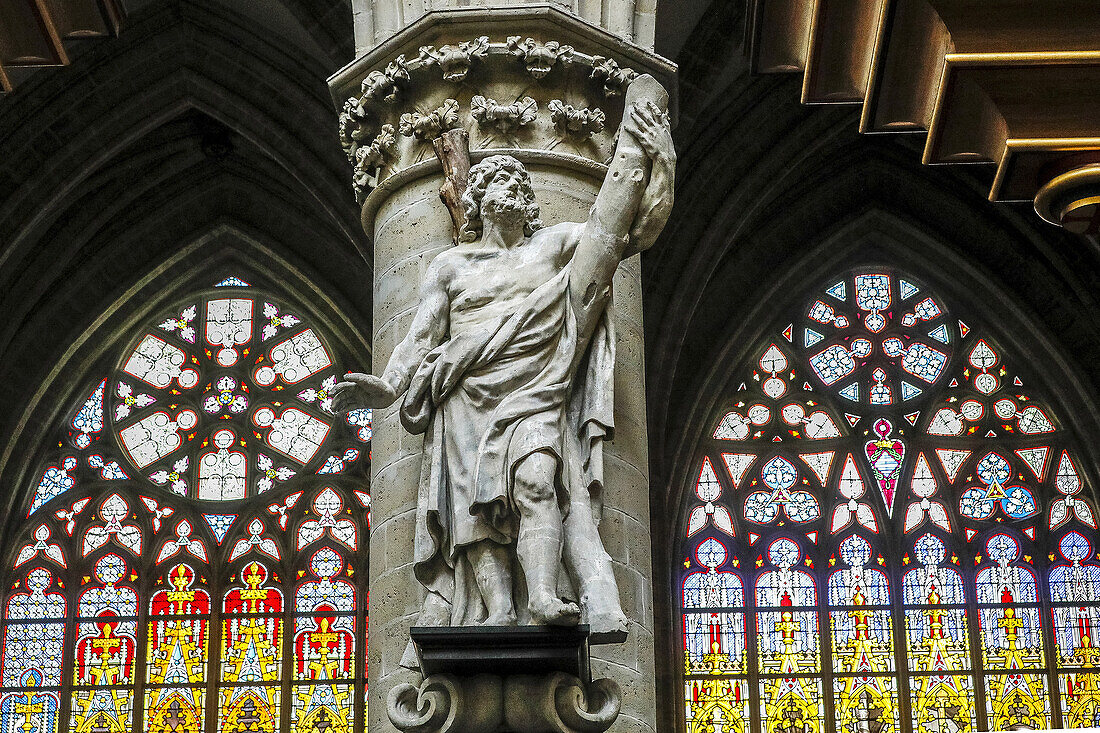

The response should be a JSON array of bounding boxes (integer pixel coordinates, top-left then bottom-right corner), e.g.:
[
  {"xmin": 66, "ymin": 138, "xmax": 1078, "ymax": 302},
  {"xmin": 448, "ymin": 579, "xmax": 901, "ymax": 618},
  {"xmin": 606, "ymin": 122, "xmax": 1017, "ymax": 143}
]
[{"xmin": 328, "ymin": 6, "xmax": 674, "ymax": 731}]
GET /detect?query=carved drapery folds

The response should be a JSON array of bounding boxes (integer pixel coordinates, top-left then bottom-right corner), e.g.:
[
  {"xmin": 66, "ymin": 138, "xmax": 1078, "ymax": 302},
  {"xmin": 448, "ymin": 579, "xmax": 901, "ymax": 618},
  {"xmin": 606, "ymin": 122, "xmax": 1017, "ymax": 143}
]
[{"xmin": 330, "ymin": 9, "xmax": 673, "ymax": 202}]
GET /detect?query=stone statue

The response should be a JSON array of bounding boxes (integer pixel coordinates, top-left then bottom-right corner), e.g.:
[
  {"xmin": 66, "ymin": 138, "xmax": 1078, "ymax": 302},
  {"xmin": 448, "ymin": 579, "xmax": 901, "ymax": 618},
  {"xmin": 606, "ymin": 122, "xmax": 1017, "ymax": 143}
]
[{"xmin": 334, "ymin": 77, "xmax": 674, "ymax": 645}]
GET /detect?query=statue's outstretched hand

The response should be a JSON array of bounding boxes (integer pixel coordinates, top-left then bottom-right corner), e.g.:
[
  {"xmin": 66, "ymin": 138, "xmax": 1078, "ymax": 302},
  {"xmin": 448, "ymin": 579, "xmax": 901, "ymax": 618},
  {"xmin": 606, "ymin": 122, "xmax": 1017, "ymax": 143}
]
[
  {"xmin": 623, "ymin": 100, "xmax": 674, "ymax": 166},
  {"xmin": 330, "ymin": 373, "xmax": 399, "ymax": 413}
]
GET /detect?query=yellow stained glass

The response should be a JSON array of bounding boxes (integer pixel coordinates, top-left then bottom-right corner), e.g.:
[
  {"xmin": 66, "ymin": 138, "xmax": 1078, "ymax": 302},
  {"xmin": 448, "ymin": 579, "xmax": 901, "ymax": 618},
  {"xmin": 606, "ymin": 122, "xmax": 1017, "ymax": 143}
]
[
  {"xmin": 985, "ymin": 673, "xmax": 1049, "ymax": 730},
  {"xmin": 291, "ymin": 684, "xmax": 353, "ymax": 733},
  {"xmin": 832, "ymin": 676, "xmax": 899, "ymax": 733},
  {"xmin": 145, "ymin": 687, "xmax": 204, "ymax": 733},
  {"xmin": 685, "ymin": 678, "xmax": 747, "ymax": 733},
  {"xmin": 70, "ymin": 688, "xmax": 133, "ymax": 733},
  {"xmin": 219, "ymin": 686, "xmax": 278, "ymax": 733}
]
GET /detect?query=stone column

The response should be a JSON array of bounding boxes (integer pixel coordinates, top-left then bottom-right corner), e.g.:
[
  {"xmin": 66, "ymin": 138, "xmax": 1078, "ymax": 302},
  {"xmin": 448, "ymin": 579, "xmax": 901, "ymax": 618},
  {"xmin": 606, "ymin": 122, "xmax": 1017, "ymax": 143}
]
[{"xmin": 328, "ymin": 7, "xmax": 673, "ymax": 732}]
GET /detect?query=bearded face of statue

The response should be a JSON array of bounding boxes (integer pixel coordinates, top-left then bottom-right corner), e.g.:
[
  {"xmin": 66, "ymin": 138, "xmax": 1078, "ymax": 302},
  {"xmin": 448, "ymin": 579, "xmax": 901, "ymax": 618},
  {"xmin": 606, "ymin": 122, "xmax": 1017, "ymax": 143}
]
[
  {"xmin": 479, "ymin": 167, "xmax": 530, "ymax": 230},
  {"xmin": 460, "ymin": 155, "xmax": 543, "ymax": 241}
]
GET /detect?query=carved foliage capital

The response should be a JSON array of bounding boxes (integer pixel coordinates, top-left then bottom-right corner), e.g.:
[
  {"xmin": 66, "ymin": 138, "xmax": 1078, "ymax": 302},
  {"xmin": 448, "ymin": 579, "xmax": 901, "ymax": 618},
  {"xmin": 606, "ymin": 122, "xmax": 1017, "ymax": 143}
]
[{"xmin": 334, "ymin": 35, "xmax": 659, "ymax": 200}]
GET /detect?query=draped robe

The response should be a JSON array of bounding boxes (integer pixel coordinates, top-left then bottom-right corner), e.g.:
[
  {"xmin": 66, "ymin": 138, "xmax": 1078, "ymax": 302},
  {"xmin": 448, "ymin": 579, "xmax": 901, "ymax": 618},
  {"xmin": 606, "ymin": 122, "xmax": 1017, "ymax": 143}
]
[{"xmin": 399, "ymin": 258, "xmax": 615, "ymax": 626}]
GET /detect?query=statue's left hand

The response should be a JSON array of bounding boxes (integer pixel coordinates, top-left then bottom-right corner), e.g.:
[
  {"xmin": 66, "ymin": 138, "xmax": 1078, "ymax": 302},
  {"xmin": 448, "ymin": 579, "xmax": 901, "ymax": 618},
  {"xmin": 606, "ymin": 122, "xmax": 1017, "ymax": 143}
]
[
  {"xmin": 623, "ymin": 100, "xmax": 675, "ymax": 166},
  {"xmin": 330, "ymin": 372, "xmax": 399, "ymax": 413}
]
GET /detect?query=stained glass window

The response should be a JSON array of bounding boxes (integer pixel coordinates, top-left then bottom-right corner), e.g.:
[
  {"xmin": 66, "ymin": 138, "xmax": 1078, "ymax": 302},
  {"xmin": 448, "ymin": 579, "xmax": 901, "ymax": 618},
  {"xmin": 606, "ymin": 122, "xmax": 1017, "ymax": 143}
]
[
  {"xmin": 1, "ymin": 282, "xmax": 370, "ymax": 732},
  {"xmin": 680, "ymin": 269, "xmax": 1100, "ymax": 732}
]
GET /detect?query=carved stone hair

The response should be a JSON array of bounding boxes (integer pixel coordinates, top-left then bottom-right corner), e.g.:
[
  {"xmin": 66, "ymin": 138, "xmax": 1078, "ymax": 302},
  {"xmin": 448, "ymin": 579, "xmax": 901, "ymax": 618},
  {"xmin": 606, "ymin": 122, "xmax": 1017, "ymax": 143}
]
[{"xmin": 459, "ymin": 155, "xmax": 543, "ymax": 242}]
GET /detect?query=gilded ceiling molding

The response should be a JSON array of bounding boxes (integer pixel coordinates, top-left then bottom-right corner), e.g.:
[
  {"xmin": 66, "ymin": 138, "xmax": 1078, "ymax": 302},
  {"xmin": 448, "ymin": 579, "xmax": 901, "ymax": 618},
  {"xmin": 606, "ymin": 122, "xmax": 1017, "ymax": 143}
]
[
  {"xmin": 747, "ymin": 0, "xmax": 1100, "ymax": 233},
  {"xmin": 0, "ymin": 0, "xmax": 124, "ymax": 93}
]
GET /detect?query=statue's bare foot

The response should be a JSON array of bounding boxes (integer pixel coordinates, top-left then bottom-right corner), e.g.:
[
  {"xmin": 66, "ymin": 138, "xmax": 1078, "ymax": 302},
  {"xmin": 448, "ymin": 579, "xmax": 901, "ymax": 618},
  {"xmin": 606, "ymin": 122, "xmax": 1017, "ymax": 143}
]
[
  {"xmin": 481, "ymin": 610, "xmax": 517, "ymax": 626},
  {"xmin": 530, "ymin": 596, "xmax": 581, "ymax": 626},
  {"xmin": 587, "ymin": 609, "xmax": 630, "ymax": 638}
]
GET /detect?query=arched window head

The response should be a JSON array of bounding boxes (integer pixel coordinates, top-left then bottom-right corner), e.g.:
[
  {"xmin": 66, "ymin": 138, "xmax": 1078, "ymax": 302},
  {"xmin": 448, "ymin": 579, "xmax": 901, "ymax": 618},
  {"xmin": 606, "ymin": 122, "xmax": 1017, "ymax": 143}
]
[
  {"xmin": 680, "ymin": 268, "xmax": 1099, "ymax": 733},
  {"xmin": 2, "ymin": 278, "xmax": 369, "ymax": 733}
]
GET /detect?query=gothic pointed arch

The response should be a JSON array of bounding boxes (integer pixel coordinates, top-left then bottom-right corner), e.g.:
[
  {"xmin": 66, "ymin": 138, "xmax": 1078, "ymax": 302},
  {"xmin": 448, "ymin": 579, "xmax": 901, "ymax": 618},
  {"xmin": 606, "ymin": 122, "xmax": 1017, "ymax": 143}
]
[
  {"xmin": 0, "ymin": 270, "xmax": 370, "ymax": 733},
  {"xmin": 677, "ymin": 263, "xmax": 1100, "ymax": 733}
]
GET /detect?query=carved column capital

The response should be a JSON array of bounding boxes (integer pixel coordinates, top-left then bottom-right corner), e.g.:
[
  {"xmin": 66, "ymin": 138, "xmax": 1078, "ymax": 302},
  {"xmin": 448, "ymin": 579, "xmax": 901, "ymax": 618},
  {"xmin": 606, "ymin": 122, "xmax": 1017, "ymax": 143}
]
[{"xmin": 328, "ymin": 6, "xmax": 674, "ymax": 208}]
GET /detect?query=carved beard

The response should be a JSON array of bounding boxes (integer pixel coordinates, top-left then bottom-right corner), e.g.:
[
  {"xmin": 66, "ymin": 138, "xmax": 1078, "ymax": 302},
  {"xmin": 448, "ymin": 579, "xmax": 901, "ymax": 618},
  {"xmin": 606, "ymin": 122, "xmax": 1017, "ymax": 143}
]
[{"xmin": 481, "ymin": 191, "xmax": 527, "ymax": 230}]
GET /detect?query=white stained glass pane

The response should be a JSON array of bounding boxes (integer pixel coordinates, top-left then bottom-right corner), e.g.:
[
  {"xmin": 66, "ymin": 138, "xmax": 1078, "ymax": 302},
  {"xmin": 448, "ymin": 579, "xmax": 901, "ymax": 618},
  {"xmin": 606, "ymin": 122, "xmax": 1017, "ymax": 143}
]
[
  {"xmin": 206, "ymin": 298, "xmax": 253, "ymax": 348},
  {"xmin": 197, "ymin": 431, "xmax": 247, "ymax": 500},
  {"xmin": 123, "ymin": 334, "xmax": 196, "ymax": 389},
  {"xmin": 255, "ymin": 329, "xmax": 332, "ymax": 386},
  {"xmin": 267, "ymin": 408, "xmax": 331, "ymax": 464},
  {"xmin": 118, "ymin": 412, "xmax": 185, "ymax": 468}
]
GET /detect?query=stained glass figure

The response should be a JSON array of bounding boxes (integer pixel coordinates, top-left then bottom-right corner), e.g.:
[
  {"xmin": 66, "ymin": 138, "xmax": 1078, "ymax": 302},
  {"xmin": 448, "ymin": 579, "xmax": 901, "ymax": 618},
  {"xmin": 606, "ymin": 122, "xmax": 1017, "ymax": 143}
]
[
  {"xmin": 829, "ymin": 534, "xmax": 898, "ymax": 731},
  {"xmin": 221, "ymin": 561, "xmax": 283, "ymax": 733},
  {"xmin": 0, "ymin": 671, "xmax": 61, "ymax": 733},
  {"xmin": 2, "ymin": 568, "xmax": 66, "ymax": 687},
  {"xmin": 757, "ymin": 538, "xmax": 820, "ymax": 730},
  {"xmin": 294, "ymin": 548, "xmax": 356, "ymax": 681},
  {"xmin": 71, "ymin": 555, "xmax": 138, "ymax": 733}
]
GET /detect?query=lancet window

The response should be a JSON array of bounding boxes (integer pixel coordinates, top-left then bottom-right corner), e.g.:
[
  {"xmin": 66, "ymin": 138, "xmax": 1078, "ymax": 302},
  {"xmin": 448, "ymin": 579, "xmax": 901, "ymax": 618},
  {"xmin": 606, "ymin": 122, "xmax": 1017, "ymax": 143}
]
[
  {"xmin": 681, "ymin": 269, "xmax": 1100, "ymax": 733},
  {"xmin": 0, "ymin": 278, "xmax": 371, "ymax": 733}
]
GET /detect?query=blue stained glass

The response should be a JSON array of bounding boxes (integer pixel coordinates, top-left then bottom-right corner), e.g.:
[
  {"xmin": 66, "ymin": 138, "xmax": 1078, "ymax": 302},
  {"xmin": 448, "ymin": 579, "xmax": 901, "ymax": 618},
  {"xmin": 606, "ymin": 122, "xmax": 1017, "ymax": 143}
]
[
  {"xmin": 804, "ymin": 328, "xmax": 824, "ymax": 348},
  {"xmin": 1, "ymin": 685, "xmax": 60, "ymax": 733},
  {"xmin": 810, "ymin": 345, "xmax": 856, "ymax": 385},
  {"xmin": 1050, "ymin": 533, "xmax": 1100, "ymax": 603},
  {"xmin": 70, "ymin": 380, "xmax": 105, "ymax": 449},
  {"xmin": 855, "ymin": 274, "xmax": 891, "ymax": 311},
  {"xmin": 214, "ymin": 276, "xmax": 250, "ymax": 287},
  {"xmin": 203, "ymin": 514, "xmax": 236, "ymax": 544},
  {"xmin": 976, "ymin": 453, "xmax": 1012, "ymax": 486},
  {"xmin": 757, "ymin": 553, "xmax": 816, "ymax": 607},
  {"xmin": 976, "ymin": 568, "xmax": 1038, "ymax": 606},
  {"xmin": 903, "ymin": 565, "xmax": 965, "ymax": 605},
  {"xmin": 29, "ymin": 457, "xmax": 77, "ymax": 515},
  {"xmin": 913, "ymin": 298, "xmax": 941, "ymax": 321},
  {"xmin": 903, "ymin": 535, "xmax": 966, "ymax": 604},
  {"xmin": 695, "ymin": 538, "xmax": 728, "ymax": 569},
  {"xmin": 902, "ymin": 343, "xmax": 947, "ymax": 383},
  {"xmin": 826, "ymin": 281, "xmax": 847, "ymax": 301},
  {"xmin": 683, "ymin": 569, "xmax": 744, "ymax": 609},
  {"xmin": 899, "ymin": 280, "xmax": 919, "ymax": 300},
  {"xmin": 345, "ymin": 408, "xmax": 373, "ymax": 442},
  {"xmin": 683, "ymin": 611, "xmax": 745, "ymax": 673},
  {"xmin": 901, "ymin": 381, "xmax": 922, "ymax": 400},
  {"xmin": 762, "ymin": 456, "xmax": 797, "ymax": 491},
  {"xmin": 829, "ymin": 567, "xmax": 891, "ymax": 606},
  {"xmin": 928, "ymin": 324, "xmax": 950, "ymax": 344},
  {"xmin": 838, "ymin": 383, "xmax": 859, "ymax": 401}
]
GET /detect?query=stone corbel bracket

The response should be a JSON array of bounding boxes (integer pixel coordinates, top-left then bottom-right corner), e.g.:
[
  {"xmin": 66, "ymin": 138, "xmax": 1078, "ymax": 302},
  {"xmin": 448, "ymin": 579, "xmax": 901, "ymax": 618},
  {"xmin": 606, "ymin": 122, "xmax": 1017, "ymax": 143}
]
[
  {"xmin": 327, "ymin": 6, "xmax": 675, "ymax": 202},
  {"xmin": 388, "ymin": 672, "xmax": 622, "ymax": 733}
]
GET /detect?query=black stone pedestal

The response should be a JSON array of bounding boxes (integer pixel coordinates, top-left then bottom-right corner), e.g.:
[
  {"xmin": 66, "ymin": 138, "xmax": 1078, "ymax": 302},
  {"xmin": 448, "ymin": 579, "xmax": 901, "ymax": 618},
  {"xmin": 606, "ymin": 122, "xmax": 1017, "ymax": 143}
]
[
  {"xmin": 411, "ymin": 625, "xmax": 592, "ymax": 680},
  {"xmin": 387, "ymin": 626, "xmax": 621, "ymax": 733}
]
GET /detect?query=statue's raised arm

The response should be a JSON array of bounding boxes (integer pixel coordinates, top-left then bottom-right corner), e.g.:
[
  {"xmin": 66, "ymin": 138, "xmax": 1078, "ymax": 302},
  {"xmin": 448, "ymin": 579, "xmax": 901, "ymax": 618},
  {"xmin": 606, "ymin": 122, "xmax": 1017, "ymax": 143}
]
[{"xmin": 569, "ymin": 74, "xmax": 675, "ymax": 340}]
